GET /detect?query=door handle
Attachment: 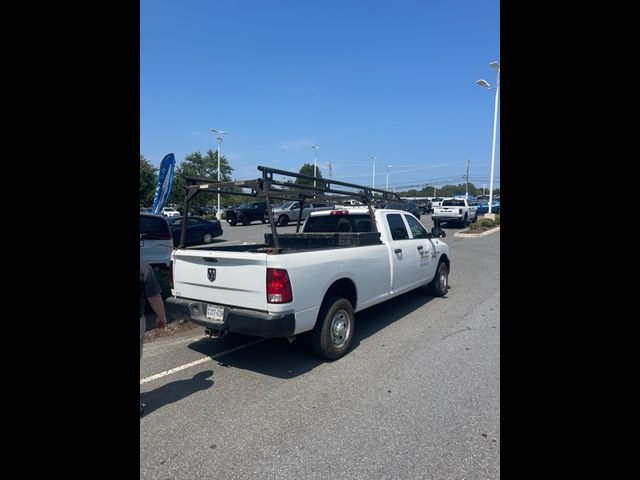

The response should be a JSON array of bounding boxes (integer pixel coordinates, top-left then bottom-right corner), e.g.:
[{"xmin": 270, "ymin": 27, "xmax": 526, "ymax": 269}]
[
  {"xmin": 394, "ymin": 248, "xmax": 402, "ymax": 254},
  {"xmin": 417, "ymin": 246, "xmax": 423, "ymax": 250}
]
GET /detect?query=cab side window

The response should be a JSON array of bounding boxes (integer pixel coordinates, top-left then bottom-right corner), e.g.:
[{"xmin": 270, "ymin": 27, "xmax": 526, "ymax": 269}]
[{"xmin": 386, "ymin": 214, "xmax": 409, "ymax": 240}]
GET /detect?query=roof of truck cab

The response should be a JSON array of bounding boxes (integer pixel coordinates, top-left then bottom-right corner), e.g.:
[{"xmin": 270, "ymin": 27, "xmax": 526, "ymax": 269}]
[{"xmin": 308, "ymin": 207, "xmax": 406, "ymax": 216}]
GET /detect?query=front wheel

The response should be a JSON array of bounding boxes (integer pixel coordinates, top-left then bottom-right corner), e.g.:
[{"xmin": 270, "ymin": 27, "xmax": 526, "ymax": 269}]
[
  {"xmin": 311, "ymin": 296, "xmax": 355, "ymax": 361},
  {"xmin": 203, "ymin": 232, "xmax": 213, "ymax": 244},
  {"xmin": 227, "ymin": 219, "xmax": 236, "ymax": 226},
  {"xmin": 427, "ymin": 261, "xmax": 449, "ymax": 297},
  {"xmin": 461, "ymin": 215, "xmax": 469, "ymax": 228},
  {"xmin": 277, "ymin": 215, "xmax": 289, "ymax": 227}
]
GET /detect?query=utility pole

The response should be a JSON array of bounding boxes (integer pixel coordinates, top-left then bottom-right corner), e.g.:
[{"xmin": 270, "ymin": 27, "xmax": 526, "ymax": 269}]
[
  {"xmin": 328, "ymin": 159, "xmax": 333, "ymax": 176},
  {"xmin": 465, "ymin": 160, "xmax": 470, "ymax": 198}
]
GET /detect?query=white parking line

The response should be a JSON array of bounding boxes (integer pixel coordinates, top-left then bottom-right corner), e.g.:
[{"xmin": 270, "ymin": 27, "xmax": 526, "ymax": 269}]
[{"xmin": 140, "ymin": 338, "xmax": 267, "ymax": 385}]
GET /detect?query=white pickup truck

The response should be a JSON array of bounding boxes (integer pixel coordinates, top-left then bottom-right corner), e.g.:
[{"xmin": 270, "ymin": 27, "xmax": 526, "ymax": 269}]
[
  {"xmin": 431, "ymin": 198, "xmax": 478, "ymax": 227},
  {"xmin": 166, "ymin": 208, "xmax": 450, "ymax": 360}
]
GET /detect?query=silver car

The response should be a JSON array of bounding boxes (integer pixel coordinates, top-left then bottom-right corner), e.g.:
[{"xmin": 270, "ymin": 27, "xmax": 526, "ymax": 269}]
[{"xmin": 272, "ymin": 201, "xmax": 334, "ymax": 227}]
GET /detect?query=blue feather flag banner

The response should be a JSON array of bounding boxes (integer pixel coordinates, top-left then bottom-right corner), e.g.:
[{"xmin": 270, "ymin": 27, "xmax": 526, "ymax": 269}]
[{"xmin": 152, "ymin": 153, "xmax": 176, "ymax": 214}]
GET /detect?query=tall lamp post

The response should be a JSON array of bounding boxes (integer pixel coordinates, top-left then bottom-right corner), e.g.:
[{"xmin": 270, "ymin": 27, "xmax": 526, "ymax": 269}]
[
  {"xmin": 211, "ymin": 128, "xmax": 228, "ymax": 213},
  {"xmin": 370, "ymin": 155, "xmax": 378, "ymax": 188},
  {"xmin": 476, "ymin": 60, "xmax": 500, "ymax": 218},
  {"xmin": 311, "ymin": 145, "xmax": 319, "ymax": 187},
  {"xmin": 386, "ymin": 165, "xmax": 391, "ymax": 191}
]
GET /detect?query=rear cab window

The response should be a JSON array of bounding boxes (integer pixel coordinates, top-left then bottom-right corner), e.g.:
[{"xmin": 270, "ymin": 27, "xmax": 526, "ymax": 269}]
[{"xmin": 140, "ymin": 215, "xmax": 170, "ymax": 236}]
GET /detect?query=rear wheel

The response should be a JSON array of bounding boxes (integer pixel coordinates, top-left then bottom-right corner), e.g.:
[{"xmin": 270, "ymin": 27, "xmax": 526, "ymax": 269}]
[
  {"xmin": 242, "ymin": 217, "xmax": 251, "ymax": 226},
  {"xmin": 311, "ymin": 296, "xmax": 355, "ymax": 361},
  {"xmin": 203, "ymin": 232, "xmax": 213, "ymax": 244},
  {"xmin": 228, "ymin": 219, "xmax": 236, "ymax": 226}
]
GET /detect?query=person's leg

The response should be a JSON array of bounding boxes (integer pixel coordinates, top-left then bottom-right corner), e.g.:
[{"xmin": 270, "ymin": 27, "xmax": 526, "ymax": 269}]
[
  {"xmin": 140, "ymin": 314, "xmax": 146, "ymax": 360},
  {"xmin": 140, "ymin": 314, "xmax": 146, "ymax": 416}
]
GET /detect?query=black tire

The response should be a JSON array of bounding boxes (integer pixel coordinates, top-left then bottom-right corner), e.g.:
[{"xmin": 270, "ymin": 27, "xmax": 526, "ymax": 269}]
[
  {"xmin": 242, "ymin": 217, "xmax": 251, "ymax": 226},
  {"xmin": 461, "ymin": 215, "xmax": 469, "ymax": 228},
  {"xmin": 203, "ymin": 232, "xmax": 213, "ymax": 244},
  {"xmin": 311, "ymin": 296, "xmax": 355, "ymax": 361},
  {"xmin": 427, "ymin": 261, "xmax": 449, "ymax": 297},
  {"xmin": 228, "ymin": 219, "xmax": 236, "ymax": 226},
  {"xmin": 261, "ymin": 217, "xmax": 267, "ymax": 224},
  {"xmin": 277, "ymin": 215, "xmax": 289, "ymax": 227},
  {"xmin": 419, "ymin": 207, "xmax": 426, "ymax": 215}
]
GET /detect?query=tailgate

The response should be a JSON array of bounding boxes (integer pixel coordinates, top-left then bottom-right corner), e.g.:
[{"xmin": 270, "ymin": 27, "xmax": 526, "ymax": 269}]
[
  {"xmin": 171, "ymin": 249, "xmax": 269, "ymax": 311},
  {"xmin": 433, "ymin": 207, "xmax": 459, "ymax": 214}
]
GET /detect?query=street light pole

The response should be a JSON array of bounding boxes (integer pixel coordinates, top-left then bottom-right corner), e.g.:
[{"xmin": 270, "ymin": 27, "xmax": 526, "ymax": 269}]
[
  {"xmin": 465, "ymin": 160, "xmax": 470, "ymax": 198},
  {"xmin": 476, "ymin": 61, "xmax": 500, "ymax": 217},
  {"xmin": 311, "ymin": 145, "xmax": 319, "ymax": 187},
  {"xmin": 386, "ymin": 165, "xmax": 391, "ymax": 191},
  {"xmin": 370, "ymin": 156, "xmax": 377, "ymax": 188},
  {"xmin": 211, "ymin": 128, "xmax": 228, "ymax": 212}
]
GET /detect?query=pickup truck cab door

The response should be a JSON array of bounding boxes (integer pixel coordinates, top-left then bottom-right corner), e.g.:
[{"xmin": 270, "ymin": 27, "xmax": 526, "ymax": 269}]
[
  {"xmin": 385, "ymin": 213, "xmax": 427, "ymax": 293},
  {"xmin": 403, "ymin": 214, "xmax": 439, "ymax": 282}
]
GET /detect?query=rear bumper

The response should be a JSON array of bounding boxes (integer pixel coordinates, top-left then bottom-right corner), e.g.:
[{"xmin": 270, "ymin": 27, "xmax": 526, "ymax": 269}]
[
  {"xmin": 432, "ymin": 215, "xmax": 463, "ymax": 222},
  {"xmin": 165, "ymin": 297, "xmax": 295, "ymax": 338}
]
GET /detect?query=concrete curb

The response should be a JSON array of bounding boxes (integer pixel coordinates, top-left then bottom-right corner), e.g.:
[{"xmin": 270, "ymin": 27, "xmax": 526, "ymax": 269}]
[{"xmin": 454, "ymin": 226, "xmax": 500, "ymax": 238}]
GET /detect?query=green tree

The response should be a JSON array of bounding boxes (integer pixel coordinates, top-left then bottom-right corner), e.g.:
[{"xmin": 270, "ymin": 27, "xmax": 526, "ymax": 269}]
[
  {"xmin": 295, "ymin": 163, "xmax": 323, "ymax": 186},
  {"xmin": 140, "ymin": 154, "xmax": 158, "ymax": 207},
  {"xmin": 168, "ymin": 150, "xmax": 234, "ymax": 209}
]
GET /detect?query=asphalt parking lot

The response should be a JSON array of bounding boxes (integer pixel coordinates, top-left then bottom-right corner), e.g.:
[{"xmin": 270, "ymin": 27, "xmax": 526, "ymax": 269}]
[{"xmin": 141, "ymin": 211, "xmax": 500, "ymax": 479}]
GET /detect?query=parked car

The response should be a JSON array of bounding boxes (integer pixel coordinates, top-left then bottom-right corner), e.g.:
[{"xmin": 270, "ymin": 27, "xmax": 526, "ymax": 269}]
[
  {"xmin": 225, "ymin": 201, "xmax": 268, "ymax": 226},
  {"xmin": 161, "ymin": 207, "xmax": 181, "ymax": 217},
  {"xmin": 430, "ymin": 197, "xmax": 445, "ymax": 208},
  {"xmin": 140, "ymin": 213, "xmax": 173, "ymax": 267},
  {"xmin": 166, "ymin": 216, "xmax": 223, "ymax": 246},
  {"xmin": 272, "ymin": 201, "xmax": 335, "ymax": 227},
  {"xmin": 475, "ymin": 200, "xmax": 500, "ymax": 215}
]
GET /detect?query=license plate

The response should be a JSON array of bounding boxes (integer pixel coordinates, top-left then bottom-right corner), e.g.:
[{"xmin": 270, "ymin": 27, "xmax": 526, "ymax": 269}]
[
  {"xmin": 140, "ymin": 240, "xmax": 144, "ymax": 247},
  {"xmin": 206, "ymin": 304, "xmax": 225, "ymax": 322}
]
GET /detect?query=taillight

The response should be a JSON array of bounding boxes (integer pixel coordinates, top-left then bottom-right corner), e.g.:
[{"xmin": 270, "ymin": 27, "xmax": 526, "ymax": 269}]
[
  {"xmin": 267, "ymin": 268, "xmax": 293, "ymax": 303},
  {"xmin": 169, "ymin": 260, "xmax": 174, "ymax": 289},
  {"xmin": 330, "ymin": 210, "xmax": 349, "ymax": 216}
]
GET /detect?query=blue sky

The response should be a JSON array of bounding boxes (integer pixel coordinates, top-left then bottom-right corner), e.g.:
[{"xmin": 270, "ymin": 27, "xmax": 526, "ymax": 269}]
[{"xmin": 141, "ymin": 0, "xmax": 500, "ymax": 193}]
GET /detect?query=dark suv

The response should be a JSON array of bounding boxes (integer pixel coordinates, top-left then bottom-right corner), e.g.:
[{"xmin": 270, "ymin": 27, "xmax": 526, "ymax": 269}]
[
  {"xmin": 225, "ymin": 201, "xmax": 268, "ymax": 226},
  {"xmin": 384, "ymin": 201, "xmax": 421, "ymax": 219},
  {"xmin": 416, "ymin": 200, "xmax": 432, "ymax": 215}
]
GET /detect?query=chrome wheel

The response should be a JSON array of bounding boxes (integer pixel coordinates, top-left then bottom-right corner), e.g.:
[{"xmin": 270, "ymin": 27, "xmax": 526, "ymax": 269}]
[
  {"xmin": 438, "ymin": 263, "xmax": 448, "ymax": 290},
  {"xmin": 203, "ymin": 233, "xmax": 213, "ymax": 244}
]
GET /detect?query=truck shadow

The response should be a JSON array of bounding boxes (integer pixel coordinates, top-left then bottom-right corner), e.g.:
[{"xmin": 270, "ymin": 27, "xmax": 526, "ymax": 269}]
[
  {"xmin": 140, "ymin": 370, "xmax": 214, "ymax": 417},
  {"xmin": 186, "ymin": 290, "xmax": 437, "ymax": 379}
]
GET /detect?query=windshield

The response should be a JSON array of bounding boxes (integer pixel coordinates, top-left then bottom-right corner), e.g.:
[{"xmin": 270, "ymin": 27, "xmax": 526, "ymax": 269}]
[{"xmin": 275, "ymin": 201, "xmax": 297, "ymax": 210}]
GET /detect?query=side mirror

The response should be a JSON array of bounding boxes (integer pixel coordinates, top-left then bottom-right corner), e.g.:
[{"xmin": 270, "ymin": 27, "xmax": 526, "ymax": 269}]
[{"xmin": 430, "ymin": 226, "xmax": 446, "ymax": 238}]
